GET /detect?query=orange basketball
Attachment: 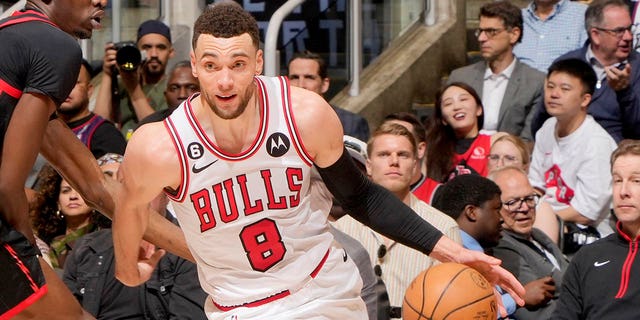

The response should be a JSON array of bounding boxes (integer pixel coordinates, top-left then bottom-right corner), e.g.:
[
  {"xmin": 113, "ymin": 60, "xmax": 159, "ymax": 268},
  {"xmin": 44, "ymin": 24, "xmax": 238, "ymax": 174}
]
[{"xmin": 403, "ymin": 262, "xmax": 497, "ymax": 320}]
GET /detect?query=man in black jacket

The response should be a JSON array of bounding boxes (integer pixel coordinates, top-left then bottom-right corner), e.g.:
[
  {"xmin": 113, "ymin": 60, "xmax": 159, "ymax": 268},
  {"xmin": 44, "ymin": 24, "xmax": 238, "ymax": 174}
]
[
  {"xmin": 63, "ymin": 154, "xmax": 207, "ymax": 319},
  {"xmin": 553, "ymin": 140, "xmax": 640, "ymax": 319}
]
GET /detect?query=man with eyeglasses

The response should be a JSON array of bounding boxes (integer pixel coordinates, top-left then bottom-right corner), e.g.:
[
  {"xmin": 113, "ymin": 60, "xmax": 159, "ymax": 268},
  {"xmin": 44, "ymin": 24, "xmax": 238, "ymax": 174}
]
[
  {"xmin": 490, "ymin": 166, "xmax": 569, "ymax": 320},
  {"xmin": 531, "ymin": 0, "xmax": 640, "ymax": 142},
  {"xmin": 448, "ymin": 1, "xmax": 544, "ymax": 142}
]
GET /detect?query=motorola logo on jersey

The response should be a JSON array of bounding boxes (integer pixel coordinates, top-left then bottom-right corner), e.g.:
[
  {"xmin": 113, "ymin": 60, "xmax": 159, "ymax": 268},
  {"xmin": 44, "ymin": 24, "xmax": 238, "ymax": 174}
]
[
  {"xmin": 266, "ymin": 133, "xmax": 290, "ymax": 158},
  {"xmin": 187, "ymin": 142, "xmax": 205, "ymax": 160}
]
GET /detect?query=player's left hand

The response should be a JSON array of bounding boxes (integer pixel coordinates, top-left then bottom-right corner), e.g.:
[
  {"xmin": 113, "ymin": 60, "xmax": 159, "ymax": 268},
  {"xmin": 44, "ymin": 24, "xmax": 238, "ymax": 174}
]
[{"xmin": 456, "ymin": 249, "xmax": 525, "ymax": 318}]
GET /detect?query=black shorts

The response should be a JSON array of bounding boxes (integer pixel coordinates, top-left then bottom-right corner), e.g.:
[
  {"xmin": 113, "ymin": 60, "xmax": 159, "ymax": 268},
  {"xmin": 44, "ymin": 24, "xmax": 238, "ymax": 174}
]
[{"xmin": 0, "ymin": 217, "xmax": 47, "ymax": 319}]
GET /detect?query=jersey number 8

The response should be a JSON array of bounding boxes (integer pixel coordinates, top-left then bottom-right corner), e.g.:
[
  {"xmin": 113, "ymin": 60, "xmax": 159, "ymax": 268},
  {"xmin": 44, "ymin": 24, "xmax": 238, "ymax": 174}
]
[{"xmin": 240, "ymin": 218, "xmax": 286, "ymax": 272}]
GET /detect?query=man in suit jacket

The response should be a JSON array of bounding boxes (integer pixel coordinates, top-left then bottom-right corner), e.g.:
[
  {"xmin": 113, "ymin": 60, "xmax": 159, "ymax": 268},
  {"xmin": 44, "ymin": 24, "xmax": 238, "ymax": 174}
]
[
  {"xmin": 530, "ymin": 0, "xmax": 640, "ymax": 143},
  {"xmin": 448, "ymin": 1, "xmax": 544, "ymax": 141},
  {"xmin": 287, "ymin": 51, "xmax": 370, "ymax": 142},
  {"xmin": 490, "ymin": 167, "xmax": 569, "ymax": 320}
]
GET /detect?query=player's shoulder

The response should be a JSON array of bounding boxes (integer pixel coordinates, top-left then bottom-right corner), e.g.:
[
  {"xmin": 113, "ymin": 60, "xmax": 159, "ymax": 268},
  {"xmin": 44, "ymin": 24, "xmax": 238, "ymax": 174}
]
[
  {"xmin": 127, "ymin": 121, "xmax": 173, "ymax": 156},
  {"xmin": 288, "ymin": 86, "xmax": 336, "ymax": 124}
]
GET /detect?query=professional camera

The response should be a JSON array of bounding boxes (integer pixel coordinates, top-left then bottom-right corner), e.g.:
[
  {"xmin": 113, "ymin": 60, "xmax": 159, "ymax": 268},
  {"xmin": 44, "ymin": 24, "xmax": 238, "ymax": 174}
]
[{"xmin": 114, "ymin": 41, "xmax": 146, "ymax": 72}]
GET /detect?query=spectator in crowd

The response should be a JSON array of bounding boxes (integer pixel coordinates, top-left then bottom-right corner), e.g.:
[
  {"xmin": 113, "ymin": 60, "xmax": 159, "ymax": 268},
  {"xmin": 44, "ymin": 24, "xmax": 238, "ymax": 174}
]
[
  {"xmin": 448, "ymin": 0, "xmax": 544, "ymax": 142},
  {"xmin": 287, "ymin": 50, "xmax": 370, "ymax": 141},
  {"xmin": 94, "ymin": 19, "xmax": 175, "ymax": 136},
  {"xmin": 31, "ymin": 165, "xmax": 109, "ymax": 270},
  {"xmin": 63, "ymin": 153, "xmax": 208, "ymax": 320},
  {"xmin": 553, "ymin": 139, "xmax": 640, "ymax": 319},
  {"xmin": 383, "ymin": 112, "xmax": 441, "ymax": 204},
  {"xmin": 491, "ymin": 166, "xmax": 569, "ymax": 320},
  {"xmin": 488, "ymin": 134, "xmax": 560, "ymax": 244},
  {"xmin": 514, "ymin": 0, "xmax": 588, "ymax": 72},
  {"xmin": 334, "ymin": 122, "xmax": 461, "ymax": 318},
  {"xmin": 426, "ymin": 82, "xmax": 507, "ymax": 182},
  {"xmin": 487, "ymin": 134, "xmax": 531, "ymax": 173},
  {"xmin": 531, "ymin": 0, "xmax": 640, "ymax": 142},
  {"xmin": 530, "ymin": 58, "xmax": 617, "ymax": 254},
  {"xmin": 138, "ymin": 60, "xmax": 200, "ymax": 126},
  {"xmin": 57, "ymin": 59, "xmax": 126, "ymax": 159},
  {"xmin": 432, "ymin": 174, "xmax": 517, "ymax": 317}
]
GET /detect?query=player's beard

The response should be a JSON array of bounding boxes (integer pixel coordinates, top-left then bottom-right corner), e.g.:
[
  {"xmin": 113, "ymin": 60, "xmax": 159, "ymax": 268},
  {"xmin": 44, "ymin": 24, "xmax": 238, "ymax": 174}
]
[{"xmin": 205, "ymin": 85, "xmax": 255, "ymax": 120}]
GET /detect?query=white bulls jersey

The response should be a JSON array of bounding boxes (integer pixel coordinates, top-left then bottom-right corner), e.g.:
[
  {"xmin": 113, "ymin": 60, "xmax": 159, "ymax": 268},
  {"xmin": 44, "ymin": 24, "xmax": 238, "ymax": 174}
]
[{"xmin": 164, "ymin": 76, "xmax": 333, "ymax": 308}]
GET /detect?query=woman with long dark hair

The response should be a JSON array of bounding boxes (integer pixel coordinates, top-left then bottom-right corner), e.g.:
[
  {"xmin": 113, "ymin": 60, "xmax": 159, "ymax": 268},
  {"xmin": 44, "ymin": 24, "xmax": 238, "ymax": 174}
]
[
  {"xmin": 31, "ymin": 165, "xmax": 109, "ymax": 269},
  {"xmin": 426, "ymin": 82, "xmax": 506, "ymax": 182}
]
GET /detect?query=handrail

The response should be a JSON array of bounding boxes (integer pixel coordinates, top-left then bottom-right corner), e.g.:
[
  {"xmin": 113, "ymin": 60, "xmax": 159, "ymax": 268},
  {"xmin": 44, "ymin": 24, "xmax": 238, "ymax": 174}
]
[
  {"xmin": 425, "ymin": 0, "xmax": 436, "ymax": 26},
  {"xmin": 264, "ymin": 0, "xmax": 306, "ymax": 77},
  {"xmin": 348, "ymin": 0, "xmax": 361, "ymax": 97},
  {"xmin": 0, "ymin": 0, "xmax": 25, "ymax": 19}
]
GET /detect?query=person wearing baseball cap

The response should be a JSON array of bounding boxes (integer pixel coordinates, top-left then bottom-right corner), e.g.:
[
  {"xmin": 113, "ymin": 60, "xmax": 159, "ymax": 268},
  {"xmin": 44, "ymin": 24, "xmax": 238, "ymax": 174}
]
[{"xmin": 94, "ymin": 19, "xmax": 175, "ymax": 137}]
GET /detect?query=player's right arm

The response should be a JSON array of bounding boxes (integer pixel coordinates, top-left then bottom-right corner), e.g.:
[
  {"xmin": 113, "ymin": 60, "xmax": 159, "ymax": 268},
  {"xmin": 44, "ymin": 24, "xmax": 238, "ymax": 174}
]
[{"xmin": 113, "ymin": 122, "xmax": 182, "ymax": 286}]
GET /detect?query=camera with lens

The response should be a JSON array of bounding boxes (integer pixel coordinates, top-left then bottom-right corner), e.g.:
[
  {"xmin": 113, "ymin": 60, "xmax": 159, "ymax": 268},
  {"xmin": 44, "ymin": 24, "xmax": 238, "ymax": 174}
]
[{"xmin": 114, "ymin": 41, "xmax": 146, "ymax": 72}]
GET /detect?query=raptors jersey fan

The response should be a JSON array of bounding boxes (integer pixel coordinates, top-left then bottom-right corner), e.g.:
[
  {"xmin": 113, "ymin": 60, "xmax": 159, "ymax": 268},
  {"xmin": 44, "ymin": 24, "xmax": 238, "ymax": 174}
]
[{"xmin": 164, "ymin": 76, "xmax": 334, "ymax": 309}]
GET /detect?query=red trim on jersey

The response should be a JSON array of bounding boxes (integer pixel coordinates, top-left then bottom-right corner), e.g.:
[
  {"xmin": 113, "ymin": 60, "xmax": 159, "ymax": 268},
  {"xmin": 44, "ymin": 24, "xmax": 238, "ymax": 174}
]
[
  {"xmin": 280, "ymin": 76, "xmax": 313, "ymax": 166},
  {"xmin": 0, "ymin": 284, "xmax": 48, "ymax": 320},
  {"xmin": 186, "ymin": 78, "xmax": 267, "ymax": 161},
  {"xmin": 0, "ymin": 78, "xmax": 21, "ymax": 99},
  {"xmin": 0, "ymin": 244, "xmax": 48, "ymax": 320},
  {"xmin": 211, "ymin": 249, "xmax": 330, "ymax": 311},
  {"xmin": 163, "ymin": 118, "xmax": 189, "ymax": 203},
  {"xmin": 4, "ymin": 10, "xmax": 58, "ymax": 29}
]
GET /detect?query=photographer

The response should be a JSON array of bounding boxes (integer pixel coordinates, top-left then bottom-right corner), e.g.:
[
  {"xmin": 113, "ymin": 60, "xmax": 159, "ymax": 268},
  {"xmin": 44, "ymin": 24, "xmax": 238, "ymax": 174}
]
[{"xmin": 94, "ymin": 20, "xmax": 174, "ymax": 137}]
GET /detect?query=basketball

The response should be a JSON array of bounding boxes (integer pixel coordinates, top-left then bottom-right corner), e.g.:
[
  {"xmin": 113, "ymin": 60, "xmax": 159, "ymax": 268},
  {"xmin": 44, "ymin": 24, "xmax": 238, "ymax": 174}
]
[{"xmin": 403, "ymin": 262, "xmax": 497, "ymax": 320}]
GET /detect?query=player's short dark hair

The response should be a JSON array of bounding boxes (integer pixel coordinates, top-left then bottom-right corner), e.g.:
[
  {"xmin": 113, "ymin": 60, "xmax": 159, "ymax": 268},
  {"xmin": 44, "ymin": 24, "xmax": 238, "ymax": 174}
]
[
  {"xmin": 432, "ymin": 174, "xmax": 501, "ymax": 220},
  {"xmin": 548, "ymin": 58, "xmax": 597, "ymax": 95},
  {"xmin": 480, "ymin": 0, "xmax": 523, "ymax": 43},
  {"xmin": 289, "ymin": 50, "xmax": 328, "ymax": 79},
  {"xmin": 192, "ymin": 1, "xmax": 260, "ymax": 50}
]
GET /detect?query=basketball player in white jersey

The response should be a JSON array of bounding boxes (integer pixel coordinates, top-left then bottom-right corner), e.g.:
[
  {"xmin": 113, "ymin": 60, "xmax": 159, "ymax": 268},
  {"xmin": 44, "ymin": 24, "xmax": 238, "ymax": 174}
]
[{"xmin": 112, "ymin": 2, "xmax": 525, "ymax": 319}]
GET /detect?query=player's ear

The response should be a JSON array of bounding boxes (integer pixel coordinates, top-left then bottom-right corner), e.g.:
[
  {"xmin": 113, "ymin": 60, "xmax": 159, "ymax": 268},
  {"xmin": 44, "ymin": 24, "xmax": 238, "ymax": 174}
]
[
  {"xmin": 255, "ymin": 49, "xmax": 263, "ymax": 75},
  {"xmin": 190, "ymin": 52, "xmax": 198, "ymax": 78}
]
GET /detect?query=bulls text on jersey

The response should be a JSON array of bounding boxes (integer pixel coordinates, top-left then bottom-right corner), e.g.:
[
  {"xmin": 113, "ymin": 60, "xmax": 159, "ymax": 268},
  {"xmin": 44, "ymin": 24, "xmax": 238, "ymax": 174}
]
[{"xmin": 189, "ymin": 167, "xmax": 304, "ymax": 233}]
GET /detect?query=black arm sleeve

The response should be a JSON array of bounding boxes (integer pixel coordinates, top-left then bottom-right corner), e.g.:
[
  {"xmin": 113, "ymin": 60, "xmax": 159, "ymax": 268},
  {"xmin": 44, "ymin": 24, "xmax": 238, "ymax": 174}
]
[{"xmin": 316, "ymin": 147, "xmax": 444, "ymax": 254}]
